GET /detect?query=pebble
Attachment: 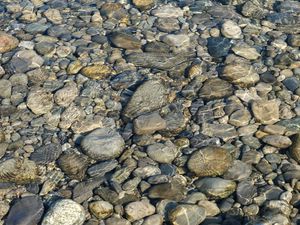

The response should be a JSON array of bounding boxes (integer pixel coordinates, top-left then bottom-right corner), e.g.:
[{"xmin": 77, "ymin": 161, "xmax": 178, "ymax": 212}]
[
  {"xmin": 0, "ymin": 31, "xmax": 19, "ymax": 53},
  {"xmin": 80, "ymin": 65, "xmax": 113, "ymax": 80},
  {"xmin": 89, "ymin": 201, "xmax": 113, "ymax": 219},
  {"xmin": 10, "ymin": 50, "xmax": 44, "ymax": 73},
  {"xmin": 262, "ymin": 135, "xmax": 292, "ymax": 148},
  {"xmin": 221, "ymin": 20, "xmax": 242, "ymax": 39},
  {"xmin": 252, "ymin": 100, "xmax": 280, "ymax": 124},
  {"xmin": 197, "ymin": 200, "xmax": 220, "ymax": 217},
  {"xmin": 236, "ymin": 180, "xmax": 257, "ymax": 205},
  {"xmin": 134, "ymin": 112, "xmax": 166, "ymax": 135},
  {"xmin": 133, "ymin": 0, "xmax": 155, "ymax": 10},
  {"xmin": 42, "ymin": 199, "xmax": 85, "ymax": 225},
  {"xmin": 198, "ymin": 78, "xmax": 233, "ymax": 100},
  {"xmin": 54, "ymin": 82, "xmax": 79, "ymax": 107},
  {"xmin": 27, "ymin": 88, "xmax": 54, "ymax": 115},
  {"xmin": 81, "ymin": 128, "xmax": 125, "ymax": 160},
  {"xmin": 125, "ymin": 200, "xmax": 155, "ymax": 222},
  {"xmin": 151, "ymin": 5, "xmax": 183, "ymax": 18},
  {"xmin": 187, "ymin": 146, "xmax": 232, "ymax": 177},
  {"xmin": 43, "ymin": 8, "xmax": 63, "ymax": 24},
  {"xmin": 289, "ymin": 133, "xmax": 300, "ymax": 163},
  {"xmin": 0, "ymin": 79, "xmax": 12, "ymax": 98},
  {"xmin": 161, "ymin": 34, "xmax": 190, "ymax": 47},
  {"xmin": 207, "ymin": 37, "xmax": 231, "ymax": 58},
  {"xmin": 168, "ymin": 204, "xmax": 206, "ymax": 225},
  {"xmin": 109, "ymin": 32, "xmax": 141, "ymax": 49},
  {"xmin": 147, "ymin": 141, "xmax": 179, "ymax": 164},
  {"xmin": 223, "ymin": 160, "xmax": 252, "ymax": 181},
  {"xmin": 232, "ymin": 44, "xmax": 260, "ymax": 60}
]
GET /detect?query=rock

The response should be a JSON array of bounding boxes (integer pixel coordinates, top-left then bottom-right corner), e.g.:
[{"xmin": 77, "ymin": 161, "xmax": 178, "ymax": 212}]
[
  {"xmin": 105, "ymin": 217, "xmax": 130, "ymax": 225},
  {"xmin": 223, "ymin": 160, "xmax": 252, "ymax": 181},
  {"xmin": 276, "ymin": 117, "xmax": 300, "ymax": 133},
  {"xmin": 232, "ymin": 45, "xmax": 260, "ymax": 60},
  {"xmin": 89, "ymin": 201, "xmax": 113, "ymax": 219},
  {"xmin": 109, "ymin": 32, "xmax": 141, "ymax": 49},
  {"xmin": 125, "ymin": 52, "xmax": 195, "ymax": 70},
  {"xmin": 142, "ymin": 214, "xmax": 163, "ymax": 225},
  {"xmin": 241, "ymin": 0, "xmax": 265, "ymax": 19},
  {"xmin": 27, "ymin": 88, "xmax": 54, "ymax": 115},
  {"xmin": 100, "ymin": 3, "xmax": 127, "ymax": 19},
  {"xmin": 54, "ymin": 82, "xmax": 78, "ymax": 107},
  {"xmin": 207, "ymin": 37, "xmax": 231, "ymax": 58},
  {"xmin": 0, "ymin": 79, "xmax": 12, "ymax": 98},
  {"xmin": 67, "ymin": 60, "xmax": 83, "ymax": 75},
  {"xmin": 228, "ymin": 109, "xmax": 251, "ymax": 127},
  {"xmin": 202, "ymin": 123, "xmax": 238, "ymax": 141},
  {"xmin": 9, "ymin": 50, "xmax": 44, "ymax": 73},
  {"xmin": 73, "ymin": 178, "xmax": 104, "ymax": 203},
  {"xmin": 252, "ymin": 100, "xmax": 280, "ymax": 125},
  {"xmin": 161, "ymin": 34, "xmax": 190, "ymax": 47},
  {"xmin": 262, "ymin": 124, "xmax": 286, "ymax": 135},
  {"xmin": 81, "ymin": 128, "xmax": 125, "ymax": 160},
  {"xmin": 236, "ymin": 181, "xmax": 257, "ymax": 205},
  {"xmin": 123, "ymin": 80, "xmax": 169, "ymax": 119},
  {"xmin": 41, "ymin": 199, "xmax": 85, "ymax": 225},
  {"xmin": 168, "ymin": 204, "xmax": 206, "ymax": 225},
  {"xmin": 262, "ymin": 135, "xmax": 292, "ymax": 148},
  {"xmin": 283, "ymin": 77, "xmax": 299, "ymax": 92},
  {"xmin": 0, "ymin": 201, "xmax": 9, "ymax": 220},
  {"xmin": 5, "ymin": 196, "xmax": 44, "ymax": 225},
  {"xmin": 0, "ymin": 158, "xmax": 39, "ymax": 184},
  {"xmin": 155, "ymin": 18, "xmax": 180, "ymax": 33},
  {"xmin": 195, "ymin": 177, "xmax": 236, "ymax": 199},
  {"xmin": 134, "ymin": 112, "xmax": 166, "ymax": 135},
  {"xmin": 0, "ymin": 31, "xmax": 19, "ymax": 53},
  {"xmin": 30, "ymin": 143, "xmax": 62, "ymax": 164},
  {"xmin": 222, "ymin": 63, "xmax": 259, "ymax": 87},
  {"xmin": 34, "ymin": 42, "xmax": 55, "ymax": 55},
  {"xmin": 288, "ymin": 34, "xmax": 300, "ymax": 47},
  {"xmin": 87, "ymin": 159, "xmax": 118, "ymax": 177},
  {"xmin": 44, "ymin": 8, "xmax": 63, "ymax": 24},
  {"xmin": 81, "ymin": 65, "xmax": 113, "ymax": 80},
  {"xmin": 289, "ymin": 133, "xmax": 300, "ymax": 163},
  {"xmin": 147, "ymin": 141, "xmax": 179, "ymax": 164},
  {"xmin": 187, "ymin": 146, "xmax": 232, "ymax": 177},
  {"xmin": 197, "ymin": 200, "xmax": 220, "ymax": 217},
  {"xmin": 133, "ymin": 0, "xmax": 155, "ymax": 10},
  {"xmin": 125, "ymin": 200, "xmax": 155, "ymax": 222},
  {"xmin": 151, "ymin": 5, "xmax": 183, "ymax": 18},
  {"xmin": 221, "ymin": 20, "xmax": 242, "ymax": 39},
  {"xmin": 198, "ymin": 78, "xmax": 233, "ymax": 101}
]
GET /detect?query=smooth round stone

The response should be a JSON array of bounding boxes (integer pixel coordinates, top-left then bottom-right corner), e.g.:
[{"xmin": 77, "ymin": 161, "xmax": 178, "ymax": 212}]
[
  {"xmin": 168, "ymin": 204, "xmax": 206, "ymax": 225},
  {"xmin": 252, "ymin": 100, "xmax": 280, "ymax": 125},
  {"xmin": 34, "ymin": 42, "xmax": 55, "ymax": 55},
  {"xmin": 289, "ymin": 133, "xmax": 300, "ymax": 163},
  {"xmin": 0, "ymin": 79, "xmax": 12, "ymax": 98},
  {"xmin": 81, "ymin": 128, "xmax": 125, "ymax": 160},
  {"xmin": 151, "ymin": 5, "xmax": 184, "ymax": 18},
  {"xmin": 133, "ymin": 112, "xmax": 166, "ymax": 135},
  {"xmin": 187, "ymin": 146, "xmax": 232, "ymax": 177},
  {"xmin": 207, "ymin": 37, "xmax": 231, "ymax": 58},
  {"xmin": 125, "ymin": 201, "xmax": 155, "ymax": 222},
  {"xmin": 228, "ymin": 109, "xmax": 251, "ymax": 127},
  {"xmin": 232, "ymin": 45, "xmax": 260, "ymax": 60},
  {"xmin": 236, "ymin": 180, "xmax": 257, "ymax": 205},
  {"xmin": 142, "ymin": 214, "xmax": 163, "ymax": 225},
  {"xmin": 262, "ymin": 135, "xmax": 292, "ymax": 148},
  {"xmin": 223, "ymin": 160, "xmax": 252, "ymax": 181},
  {"xmin": 27, "ymin": 88, "xmax": 54, "ymax": 115},
  {"xmin": 109, "ymin": 32, "xmax": 141, "ymax": 49},
  {"xmin": 147, "ymin": 141, "xmax": 179, "ymax": 164},
  {"xmin": 133, "ymin": 0, "xmax": 155, "ymax": 10},
  {"xmin": 198, "ymin": 78, "xmax": 233, "ymax": 101},
  {"xmin": 197, "ymin": 200, "xmax": 220, "ymax": 217},
  {"xmin": 6, "ymin": 195, "xmax": 44, "ymax": 225},
  {"xmin": 88, "ymin": 201, "xmax": 113, "ymax": 219},
  {"xmin": 10, "ymin": 50, "xmax": 44, "ymax": 73},
  {"xmin": 161, "ymin": 34, "xmax": 190, "ymax": 47},
  {"xmin": 54, "ymin": 82, "xmax": 78, "ymax": 107},
  {"xmin": 42, "ymin": 199, "xmax": 85, "ymax": 225},
  {"xmin": 195, "ymin": 177, "xmax": 236, "ymax": 199},
  {"xmin": 105, "ymin": 217, "xmax": 130, "ymax": 225},
  {"xmin": 221, "ymin": 20, "xmax": 242, "ymax": 39},
  {"xmin": 288, "ymin": 34, "xmax": 300, "ymax": 47},
  {"xmin": 0, "ymin": 31, "xmax": 19, "ymax": 53},
  {"xmin": 80, "ymin": 65, "xmax": 113, "ymax": 80}
]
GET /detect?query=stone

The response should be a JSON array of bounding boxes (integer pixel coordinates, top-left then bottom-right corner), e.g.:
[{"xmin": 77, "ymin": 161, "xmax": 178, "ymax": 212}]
[
  {"xmin": 0, "ymin": 79, "xmax": 12, "ymax": 98},
  {"xmin": 133, "ymin": 0, "xmax": 155, "ymax": 10},
  {"xmin": 161, "ymin": 34, "xmax": 190, "ymax": 47},
  {"xmin": 27, "ymin": 88, "xmax": 54, "ymax": 115},
  {"xmin": 81, "ymin": 65, "xmax": 113, "ymax": 80},
  {"xmin": 134, "ymin": 112, "xmax": 166, "ymax": 135},
  {"xmin": 30, "ymin": 143, "xmax": 62, "ymax": 165},
  {"xmin": 168, "ymin": 204, "xmax": 206, "ymax": 225},
  {"xmin": 44, "ymin": 8, "xmax": 63, "ymax": 24},
  {"xmin": 100, "ymin": 3, "xmax": 126, "ymax": 19},
  {"xmin": 207, "ymin": 37, "xmax": 231, "ymax": 58},
  {"xmin": 198, "ymin": 78, "xmax": 233, "ymax": 101},
  {"xmin": 67, "ymin": 60, "xmax": 83, "ymax": 75},
  {"xmin": 9, "ymin": 50, "xmax": 44, "ymax": 73},
  {"xmin": 41, "ymin": 199, "xmax": 85, "ymax": 225},
  {"xmin": 241, "ymin": 1, "xmax": 265, "ymax": 19},
  {"xmin": 125, "ymin": 201, "xmax": 155, "ymax": 222},
  {"xmin": 262, "ymin": 135, "xmax": 292, "ymax": 148},
  {"xmin": 221, "ymin": 20, "xmax": 242, "ymax": 39},
  {"xmin": 54, "ymin": 82, "xmax": 78, "ymax": 107},
  {"xmin": 289, "ymin": 133, "xmax": 300, "ymax": 163},
  {"xmin": 187, "ymin": 146, "xmax": 232, "ymax": 177},
  {"xmin": 0, "ymin": 31, "xmax": 19, "ymax": 53},
  {"xmin": 288, "ymin": 34, "xmax": 300, "ymax": 47},
  {"xmin": 109, "ymin": 32, "xmax": 141, "ymax": 49},
  {"xmin": 232, "ymin": 45, "xmax": 260, "ymax": 60},
  {"xmin": 252, "ymin": 100, "xmax": 280, "ymax": 125},
  {"xmin": 155, "ymin": 18, "xmax": 180, "ymax": 33},
  {"xmin": 223, "ymin": 160, "xmax": 252, "ymax": 181},
  {"xmin": 236, "ymin": 181, "xmax": 257, "ymax": 205},
  {"xmin": 147, "ymin": 141, "xmax": 179, "ymax": 164},
  {"xmin": 105, "ymin": 217, "xmax": 130, "ymax": 225},
  {"xmin": 0, "ymin": 201, "xmax": 9, "ymax": 220},
  {"xmin": 34, "ymin": 42, "xmax": 55, "ymax": 55},
  {"xmin": 202, "ymin": 123, "xmax": 238, "ymax": 141},
  {"xmin": 283, "ymin": 77, "xmax": 299, "ymax": 92},
  {"xmin": 123, "ymin": 80, "xmax": 169, "ymax": 119},
  {"xmin": 89, "ymin": 201, "xmax": 113, "ymax": 219},
  {"xmin": 151, "ymin": 5, "xmax": 183, "ymax": 18},
  {"xmin": 87, "ymin": 159, "xmax": 118, "ymax": 177},
  {"xmin": 195, "ymin": 177, "xmax": 236, "ymax": 199},
  {"xmin": 222, "ymin": 63, "xmax": 260, "ymax": 87},
  {"xmin": 197, "ymin": 200, "xmax": 220, "ymax": 217},
  {"xmin": 81, "ymin": 128, "xmax": 125, "ymax": 160},
  {"xmin": 5, "ymin": 195, "xmax": 44, "ymax": 225},
  {"xmin": 228, "ymin": 109, "xmax": 251, "ymax": 127},
  {"xmin": 142, "ymin": 214, "xmax": 163, "ymax": 225}
]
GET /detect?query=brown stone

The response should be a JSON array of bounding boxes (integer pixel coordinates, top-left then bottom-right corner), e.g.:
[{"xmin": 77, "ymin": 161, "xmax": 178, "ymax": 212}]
[{"xmin": 0, "ymin": 32, "xmax": 19, "ymax": 53}]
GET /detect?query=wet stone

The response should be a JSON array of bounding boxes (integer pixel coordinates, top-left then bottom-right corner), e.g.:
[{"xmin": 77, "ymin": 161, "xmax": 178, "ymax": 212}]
[
  {"xmin": 0, "ymin": 31, "xmax": 19, "ymax": 53},
  {"xmin": 147, "ymin": 141, "xmax": 179, "ymax": 164},
  {"xmin": 87, "ymin": 159, "xmax": 118, "ymax": 177},
  {"xmin": 0, "ymin": 79, "xmax": 12, "ymax": 98},
  {"xmin": 289, "ymin": 133, "xmax": 300, "ymax": 163},
  {"xmin": 252, "ymin": 100, "xmax": 280, "ymax": 125},
  {"xmin": 198, "ymin": 78, "xmax": 233, "ymax": 101},
  {"xmin": 134, "ymin": 112, "xmax": 166, "ymax": 135},
  {"xmin": 202, "ymin": 123, "xmax": 238, "ymax": 141},
  {"xmin": 26, "ymin": 88, "xmax": 53, "ymax": 115},
  {"xmin": 109, "ymin": 32, "xmax": 141, "ymax": 49},
  {"xmin": 133, "ymin": 0, "xmax": 155, "ymax": 10},
  {"xmin": 125, "ymin": 200, "xmax": 155, "ymax": 222},
  {"xmin": 151, "ymin": 5, "xmax": 183, "ymax": 18},
  {"xmin": 223, "ymin": 160, "xmax": 252, "ymax": 181},
  {"xmin": 89, "ymin": 201, "xmax": 113, "ymax": 219},
  {"xmin": 236, "ymin": 180, "xmax": 257, "ymax": 205},
  {"xmin": 168, "ymin": 204, "xmax": 206, "ymax": 225},
  {"xmin": 80, "ymin": 65, "xmax": 113, "ymax": 80},
  {"xmin": 207, "ymin": 37, "xmax": 231, "ymax": 58},
  {"xmin": 30, "ymin": 143, "xmax": 62, "ymax": 164},
  {"xmin": 221, "ymin": 20, "xmax": 242, "ymax": 39},
  {"xmin": 262, "ymin": 135, "xmax": 292, "ymax": 148}
]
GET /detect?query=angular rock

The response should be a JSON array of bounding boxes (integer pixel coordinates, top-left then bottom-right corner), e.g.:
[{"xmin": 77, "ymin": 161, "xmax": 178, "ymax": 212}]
[
  {"xmin": 27, "ymin": 88, "xmax": 53, "ymax": 115},
  {"xmin": 41, "ymin": 199, "xmax": 85, "ymax": 225},
  {"xmin": 195, "ymin": 177, "xmax": 236, "ymax": 199},
  {"xmin": 222, "ymin": 63, "xmax": 259, "ymax": 87},
  {"xmin": 9, "ymin": 50, "xmax": 44, "ymax": 73},
  {"xmin": 168, "ymin": 204, "xmax": 206, "ymax": 225},
  {"xmin": 30, "ymin": 143, "xmax": 62, "ymax": 164},
  {"xmin": 232, "ymin": 45, "xmax": 260, "ymax": 60},
  {"xmin": 0, "ymin": 31, "xmax": 19, "ymax": 53},
  {"xmin": 81, "ymin": 128, "xmax": 125, "ymax": 160},
  {"xmin": 147, "ymin": 141, "xmax": 179, "ymax": 164},
  {"xmin": 187, "ymin": 146, "xmax": 232, "ymax": 177},
  {"xmin": 109, "ymin": 32, "xmax": 141, "ymax": 49},
  {"xmin": 262, "ymin": 135, "xmax": 292, "ymax": 148},
  {"xmin": 252, "ymin": 100, "xmax": 280, "ymax": 125},
  {"xmin": 6, "ymin": 196, "xmax": 44, "ymax": 225},
  {"xmin": 202, "ymin": 123, "xmax": 238, "ymax": 141},
  {"xmin": 123, "ymin": 80, "xmax": 169, "ymax": 119},
  {"xmin": 198, "ymin": 78, "xmax": 233, "ymax": 101},
  {"xmin": 54, "ymin": 82, "xmax": 78, "ymax": 107},
  {"xmin": 134, "ymin": 112, "xmax": 166, "ymax": 135},
  {"xmin": 44, "ymin": 8, "xmax": 63, "ymax": 24},
  {"xmin": 125, "ymin": 201, "xmax": 155, "ymax": 221}
]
